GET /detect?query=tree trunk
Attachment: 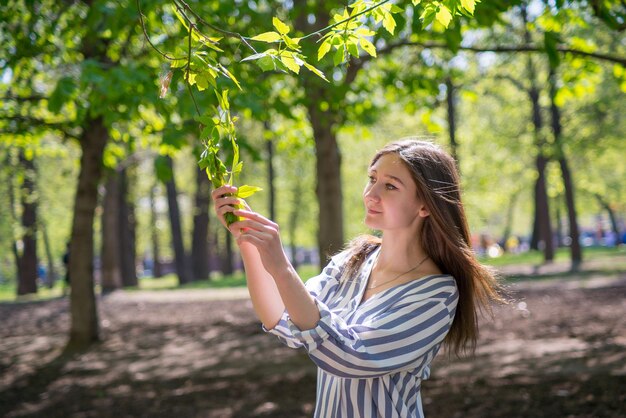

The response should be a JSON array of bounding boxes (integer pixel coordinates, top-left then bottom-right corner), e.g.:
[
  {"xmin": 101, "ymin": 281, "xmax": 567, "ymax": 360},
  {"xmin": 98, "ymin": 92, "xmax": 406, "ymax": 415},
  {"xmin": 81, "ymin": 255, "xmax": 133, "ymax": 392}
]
[
  {"xmin": 533, "ymin": 153, "xmax": 555, "ymax": 261},
  {"xmin": 595, "ymin": 194, "xmax": 622, "ymax": 246},
  {"xmin": 150, "ymin": 183, "xmax": 163, "ymax": 278},
  {"xmin": 41, "ymin": 222, "xmax": 57, "ymax": 288},
  {"xmin": 265, "ymin": 122, "xmax": 276, "ymax": 221},
  {"xmin": 119, "ymin": 168, "xmax": 137, "ymax": 287},
  {"xmin": 548, "ymin": 67, "xmax": 582, "ymax": 267},
  {"xmin": 164, "ymin": 156, "xmax": 192, "ymax": 285},
  {"xmin": 17, "ymin": 149, "xmax": 38, "ymax": 296},
  {"xmin": 522, "ymin": 4, "xmax": 554, "ymax": 262},
  {"xmin": 221, "ymin": 229, "xmax": 234, "ymax": 275},
  {"xmin": 67, "ymin": 115, "xmax": 108, "ymax": 351},
  {"xmin": 101, "ymin": 171, "xmax": 123, "ymax": 293},
  {"xmin": 8, "ymin": 155, "xmax": 22, "ymax": 286},
  {"xmin": 288, "ymin": 177, "xmax": 303, "ymax": 269},
  {"xmin": 191, "ymin": 166, "xmax": 210, "ymax": 281},
  {"xmin": 554, "ymin": 196, "xmax": 564, "ymax": 247},
  {"xmin": 445, "ymin": 76, "xmax": 460, "ymax": 168},
  {"xmin": 501, "ymin": 192, "xmax": 519, "ymax": 252},
  {"xmin": 307, "ymin": 104, "xmax": 344, "ymax": 266}
]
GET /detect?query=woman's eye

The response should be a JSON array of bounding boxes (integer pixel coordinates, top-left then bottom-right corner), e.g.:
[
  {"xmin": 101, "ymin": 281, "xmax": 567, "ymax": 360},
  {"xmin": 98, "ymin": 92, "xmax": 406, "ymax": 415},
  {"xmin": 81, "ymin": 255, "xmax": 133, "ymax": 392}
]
[
  {"xmin": 368, "ymin": 176, "xmax": 376, "ymax": 183},
  {"xmin": 385, "ymin": 183, "xmax": 397, "ymax": 190}
]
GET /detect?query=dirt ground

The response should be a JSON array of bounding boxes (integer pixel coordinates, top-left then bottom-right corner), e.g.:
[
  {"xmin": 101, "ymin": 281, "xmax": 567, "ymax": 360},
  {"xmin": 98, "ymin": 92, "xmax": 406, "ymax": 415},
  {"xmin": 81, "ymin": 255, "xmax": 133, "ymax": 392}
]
[{"xmin": 1, "ymin": 264, "xmax": 625, "ymax": 417}]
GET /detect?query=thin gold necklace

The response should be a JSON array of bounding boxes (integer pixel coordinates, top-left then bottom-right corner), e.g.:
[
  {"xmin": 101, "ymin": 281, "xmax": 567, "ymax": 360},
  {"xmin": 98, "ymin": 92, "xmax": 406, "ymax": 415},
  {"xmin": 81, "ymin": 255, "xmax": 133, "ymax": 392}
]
[{"xmin": 366, "ymin": 255, "xmax": 430, "ymax": 290}]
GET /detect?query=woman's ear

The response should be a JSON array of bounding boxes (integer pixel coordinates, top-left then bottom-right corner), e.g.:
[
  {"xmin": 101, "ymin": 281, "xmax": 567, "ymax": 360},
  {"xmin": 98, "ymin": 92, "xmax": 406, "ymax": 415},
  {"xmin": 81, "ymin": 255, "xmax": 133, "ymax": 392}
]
[{"xmin": 418, "ymin": 205, "xmax": 430, "ymax": 218}]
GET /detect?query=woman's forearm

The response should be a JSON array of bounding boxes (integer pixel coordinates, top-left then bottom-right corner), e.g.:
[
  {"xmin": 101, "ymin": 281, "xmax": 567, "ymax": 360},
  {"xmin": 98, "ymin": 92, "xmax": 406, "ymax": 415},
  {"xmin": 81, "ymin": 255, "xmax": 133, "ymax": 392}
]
[
  {"xmin": 239, "ymin": 242, "xmax": 320, "ymax": 331},
  {"xmin": 239, "ymin": 242, "xmax": 286, "ymax": 329},
  {"xmin": 272, "ymin": 266, "xmax": 321, "ymax": 331}
]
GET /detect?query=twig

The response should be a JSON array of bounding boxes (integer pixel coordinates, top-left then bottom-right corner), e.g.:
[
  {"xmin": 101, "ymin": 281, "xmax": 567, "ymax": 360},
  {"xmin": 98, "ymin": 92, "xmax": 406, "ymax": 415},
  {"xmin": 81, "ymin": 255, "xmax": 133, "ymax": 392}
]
[
  {"xmin": 136, "ymin": 0, "xmax": 185, "ymax": 60},
  {"xmin": 300, "ymin": 0, "xmax": 393, "ymax": 41}
]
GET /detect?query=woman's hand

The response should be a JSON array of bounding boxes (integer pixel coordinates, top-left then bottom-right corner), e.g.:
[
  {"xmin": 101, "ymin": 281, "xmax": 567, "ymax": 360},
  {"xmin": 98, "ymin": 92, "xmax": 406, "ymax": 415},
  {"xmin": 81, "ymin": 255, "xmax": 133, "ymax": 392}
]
[
  {"xmin": 211, "ymin": 185, "xmax": 249, "ymax": 235},
  {"xmin": 229, "ymin": 209, "xmax": 291, "ymax": 279}
]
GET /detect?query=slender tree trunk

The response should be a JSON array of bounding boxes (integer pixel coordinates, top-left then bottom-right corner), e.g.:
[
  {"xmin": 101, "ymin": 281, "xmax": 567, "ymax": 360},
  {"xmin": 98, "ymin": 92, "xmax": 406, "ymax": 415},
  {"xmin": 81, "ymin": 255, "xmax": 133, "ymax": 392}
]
[
  {"xmin": 191, "ymin": 166, "xmax": 210, "ymax": 281},
  {"xmin": 288, "ymin": 177, "xmax": 303, "ymax": 269},
  {"xmin": 150, "ymin": 183, "xmax": 163, "ymax": 278},
  {"xmin": 67, "ymin": 115, "xmax": 108, "ymax": 351},
  {"xmin": 164, "ymin": 156, "xmax": 192, "ymax": 285},
  {"xmin": 548, "ymin": 67, "xmax": 582, "ymax": 267},
  {"xmin": 17, "ymin": 149, "xmax": 38, "ymax": 295},
  {"xmin": 41, "ymin": 222, "xmax": 57, "ymax": 288},
  {"xmin": 119, "ymin": 168, "xmax": 137, "ymax": 287},
  {"xmin": 595, "ymin": 194, "xmax": 622, "ymax": 246},
  {"xmin": 521, "ymin": 4, "xmax": 554, "ymax": 262},
  {"xmin": 445, "ymin": 76, "xmax": 460, "ymax": 168},
  {"xmin": 222, "ymin": 229, "xmax": 234, "ymax": 275},
  {"xmin": 8, "ymin": 156, "xmax": 22, "ymax": 285},
  {"xmin": 554, "ymin": 196, "xmax": 564, "ymax": 247},
  {"xmin": 307, "ymin": 103, "xmax": 344, "ymax": 266},
  {"xmin": 501, "ymin": 192, "xmax": 519, "ymax": 252},
  {"xmin": 533, "ymin": 153, "xmax": 554, "ymax": 261},
  {"xmin": 294, "ymin": 7, "xmax": 341, "ymax": 267},
  {"xmin": 265, "ymin": 122, "xmax": 276, "ymax": 221},
  {"xmin": 101, "ymin": 171, "xmax": 122, "ymax": 293}
]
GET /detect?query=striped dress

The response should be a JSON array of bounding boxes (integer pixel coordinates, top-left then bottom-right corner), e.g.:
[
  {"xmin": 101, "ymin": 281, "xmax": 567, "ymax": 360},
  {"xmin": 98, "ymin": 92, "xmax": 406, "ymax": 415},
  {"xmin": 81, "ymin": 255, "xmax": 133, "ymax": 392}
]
[{"xmin": 265, "ymin": 246, "xmax": 459, "ymax": 417}]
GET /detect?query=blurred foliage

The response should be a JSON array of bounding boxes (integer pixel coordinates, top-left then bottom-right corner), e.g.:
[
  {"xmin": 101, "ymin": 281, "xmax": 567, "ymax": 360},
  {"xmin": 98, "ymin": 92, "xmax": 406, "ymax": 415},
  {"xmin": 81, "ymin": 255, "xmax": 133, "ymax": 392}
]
[{"xmin": 0, "ymin": 0, "xmax": 624, "ymax": 286}]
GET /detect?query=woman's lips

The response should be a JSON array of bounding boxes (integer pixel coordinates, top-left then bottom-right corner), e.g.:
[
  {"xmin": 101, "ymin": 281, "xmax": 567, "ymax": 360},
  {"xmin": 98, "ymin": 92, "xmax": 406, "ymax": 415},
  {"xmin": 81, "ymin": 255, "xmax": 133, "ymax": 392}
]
[{"xmin": 367, "ymin": 208, "xmax": 381, "ymax": 215}]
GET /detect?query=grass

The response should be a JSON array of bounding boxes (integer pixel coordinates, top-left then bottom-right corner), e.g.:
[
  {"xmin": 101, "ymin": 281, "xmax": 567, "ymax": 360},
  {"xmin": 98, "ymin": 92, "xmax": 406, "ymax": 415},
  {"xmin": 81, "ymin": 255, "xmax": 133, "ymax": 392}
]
[
  {"xmin": 478, "ymin": 245, "xmax": 626, "ymax": 267},
  {"xmin": 1, "ymin": 246, "xmax": 624, "ymax": 303},
  {"xmin": 131, "ymin": 264, "xmax": 320, "ymax": 291}
]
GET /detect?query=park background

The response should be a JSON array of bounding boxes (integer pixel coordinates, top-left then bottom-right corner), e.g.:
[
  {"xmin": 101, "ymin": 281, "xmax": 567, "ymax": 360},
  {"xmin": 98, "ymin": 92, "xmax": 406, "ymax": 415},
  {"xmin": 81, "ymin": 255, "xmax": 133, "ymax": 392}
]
[{"xmin": 1, "ymin": 0, "xmax": 625, "ymax": 417}]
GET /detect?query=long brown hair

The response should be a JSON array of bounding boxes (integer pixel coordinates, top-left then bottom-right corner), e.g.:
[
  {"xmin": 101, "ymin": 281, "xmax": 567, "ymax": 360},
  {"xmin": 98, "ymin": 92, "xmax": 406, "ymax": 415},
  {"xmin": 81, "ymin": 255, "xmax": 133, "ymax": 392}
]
[{"xmin": 342, "ymin": 138, "xmax": 504, "ymax": 356}]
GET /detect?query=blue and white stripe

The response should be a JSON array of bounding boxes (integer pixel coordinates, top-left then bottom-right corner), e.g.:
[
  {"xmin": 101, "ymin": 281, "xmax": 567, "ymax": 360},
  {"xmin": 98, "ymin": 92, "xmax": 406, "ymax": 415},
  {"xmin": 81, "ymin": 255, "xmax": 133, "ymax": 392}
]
[{"xmin": 266, "ymin": 247, "xmax": 458, "ymax": 417}]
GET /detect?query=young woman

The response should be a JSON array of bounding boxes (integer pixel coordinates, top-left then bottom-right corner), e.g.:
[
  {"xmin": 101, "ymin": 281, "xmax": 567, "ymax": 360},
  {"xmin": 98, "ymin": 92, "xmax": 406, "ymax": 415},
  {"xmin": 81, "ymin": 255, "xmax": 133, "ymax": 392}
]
[{"xmin": 212, "ymin": 139, "xmax": 502, "ymax": 417}]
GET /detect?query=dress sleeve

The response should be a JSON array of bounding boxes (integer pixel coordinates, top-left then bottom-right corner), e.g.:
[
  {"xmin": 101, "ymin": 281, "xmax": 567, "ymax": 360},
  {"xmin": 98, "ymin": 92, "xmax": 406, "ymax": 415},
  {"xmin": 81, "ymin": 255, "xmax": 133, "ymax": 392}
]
[
  {"xmin": 281, "ymin": 277, "xmax": 458, "ymax": 378},
  {"xmin": 263, "ymin": 250, "xmax": 349, "ymax": 349}
]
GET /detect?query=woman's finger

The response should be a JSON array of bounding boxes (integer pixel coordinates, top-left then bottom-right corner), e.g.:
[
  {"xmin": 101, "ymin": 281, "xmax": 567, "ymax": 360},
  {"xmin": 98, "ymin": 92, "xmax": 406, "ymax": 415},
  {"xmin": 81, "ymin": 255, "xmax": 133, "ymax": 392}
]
[
  {"xmin": 211, "ymin": 185, "xmax": 237, "ymax": 200},
  {"xmin": 234, "ymin": 209, "xmax": 278, "ymax": 229}
]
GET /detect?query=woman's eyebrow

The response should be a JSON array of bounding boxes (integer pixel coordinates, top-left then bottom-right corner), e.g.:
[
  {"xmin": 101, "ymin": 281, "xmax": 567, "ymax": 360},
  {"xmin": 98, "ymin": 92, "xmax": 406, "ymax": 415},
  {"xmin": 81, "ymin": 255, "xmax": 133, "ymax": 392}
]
[{"xmin": 384, "ymin": 174, "xmax": 405, "ymax": 185}]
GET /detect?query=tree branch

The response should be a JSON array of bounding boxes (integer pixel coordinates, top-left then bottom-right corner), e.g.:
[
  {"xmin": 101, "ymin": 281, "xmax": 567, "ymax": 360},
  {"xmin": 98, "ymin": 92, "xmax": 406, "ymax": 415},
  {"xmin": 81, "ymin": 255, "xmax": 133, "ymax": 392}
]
[
  {"xmin": 0, "ymin": 95, "xmax": 48, "ymax": 102},
  {"xmin": 371, "ymin": 40, "xmax": 626, "ymax": 66},
  {"xmin": 0, "ymin": 115, "xmax": 79, "ymax": 139}
]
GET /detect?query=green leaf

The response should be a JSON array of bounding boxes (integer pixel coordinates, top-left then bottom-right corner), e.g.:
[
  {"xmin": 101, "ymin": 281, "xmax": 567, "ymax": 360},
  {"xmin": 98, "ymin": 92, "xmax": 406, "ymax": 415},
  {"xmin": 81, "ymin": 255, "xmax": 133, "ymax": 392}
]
[
  {"xmin": 195, "ymin": 73, "xmax": 209, "ymax": 91},
  {"xmin": 241, "ymin": 52, "xmax": 268, "ymax": 62},
  {"xmin": 318, "ymin": 40, "xmax": 332, "ymax": 61},
  {"xmin": 333, "ymin": 44, "xmax": 345, "ymax": 66},
  {"xmin": 461, "ymin": 0, "xmax": 476, "ymax": 14},
  {"xmin": 435, "ymin": 6, "xmax": 452, "ymax": 28},
  {"xmin": 251, "ymin": 31, "xmax": 282, "ymax": 43},
  {"xmin": 347, "ymin": 39, "xmax": 359, "ymax": 58},
  {"xmin": 303, "ymin": 62, "xmax": 329, "ymax": 81},
  {"xmin": 257, "ymin": 55, "xmax": 276, "ymax": 71},
  {"xmin": 544, "ymin": 31, "xmax": 561, "ymax": 69},
  {"xmin": 280, "ymin": 52, "xmax": 301, "ymax": 73},
  {"xmin": 273, "ymin": 17, "xmax": 290, "ymax": 35},
  {"xmin": 236, "ymin": 185, "xmax": 263, "ymax": 199},
  {"xmin": 172, "ymin": 5, "xmax": 190, "ymax": 32},
  {"xmin": 219, "ymin": 64, "xmax": 241, "ymax": 90},
  {"xmin": 282, "ymin": 35, "xmax": 301, "ymax": 50},
  {"xmin": 48, "ymin": 77, "xmax": 77, "ymax": 113},
  {"xmin": 359, "ymin": 38, "xmax": 377, "ymax": 57},
  {"xmin": 383, "ymin": 13, "xmax": 396, "ymax": 34}
]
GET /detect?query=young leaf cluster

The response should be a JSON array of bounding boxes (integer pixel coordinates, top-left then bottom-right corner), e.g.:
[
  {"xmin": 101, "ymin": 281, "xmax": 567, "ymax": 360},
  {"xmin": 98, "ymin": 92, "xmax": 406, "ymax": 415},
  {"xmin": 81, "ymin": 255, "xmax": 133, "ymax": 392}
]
[
  {"xmin": 196, "ymin": 90, "xmax": 262, "ymax": 225},
  {"xmin": 242, "ymin": 17, "xmax": 328, "ymax": 81}
]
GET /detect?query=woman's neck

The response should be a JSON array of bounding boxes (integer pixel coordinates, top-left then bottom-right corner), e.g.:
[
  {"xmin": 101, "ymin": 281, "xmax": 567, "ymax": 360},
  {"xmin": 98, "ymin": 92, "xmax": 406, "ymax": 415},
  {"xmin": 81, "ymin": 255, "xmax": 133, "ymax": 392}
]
[{"xmin": 376, "ymin": 231, "xmax": 427, "ymax": 272}]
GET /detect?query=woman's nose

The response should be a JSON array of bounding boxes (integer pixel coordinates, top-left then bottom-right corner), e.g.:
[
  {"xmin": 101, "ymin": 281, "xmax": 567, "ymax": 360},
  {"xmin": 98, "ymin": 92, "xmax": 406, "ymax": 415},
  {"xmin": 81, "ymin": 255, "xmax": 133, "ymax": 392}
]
[{"xmin": 364, "ymin": 184, "xmax": 380, "ymax": 202}]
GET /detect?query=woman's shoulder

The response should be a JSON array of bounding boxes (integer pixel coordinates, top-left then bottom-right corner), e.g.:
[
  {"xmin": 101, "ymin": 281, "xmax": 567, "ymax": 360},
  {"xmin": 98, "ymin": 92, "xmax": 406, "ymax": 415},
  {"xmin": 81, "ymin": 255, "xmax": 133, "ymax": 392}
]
[{"xmin": 406, "ymin": 273, "xmax": 458, "ymax": 302}]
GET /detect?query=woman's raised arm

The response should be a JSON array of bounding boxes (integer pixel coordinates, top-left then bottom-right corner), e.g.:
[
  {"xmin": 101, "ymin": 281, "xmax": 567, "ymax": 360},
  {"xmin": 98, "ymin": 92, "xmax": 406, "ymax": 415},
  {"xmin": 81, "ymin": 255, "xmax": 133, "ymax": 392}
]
[{"xmin": 211, "ymin": 185, "xmax": 320, "ymax": 330}]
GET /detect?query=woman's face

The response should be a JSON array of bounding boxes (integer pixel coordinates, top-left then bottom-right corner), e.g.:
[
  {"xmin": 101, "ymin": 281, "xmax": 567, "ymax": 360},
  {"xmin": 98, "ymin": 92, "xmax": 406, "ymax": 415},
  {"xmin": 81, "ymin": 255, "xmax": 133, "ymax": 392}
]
[{"xmin": 363, "ymin": 153, "xmax": 429, "ymax": 232}]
